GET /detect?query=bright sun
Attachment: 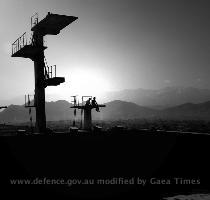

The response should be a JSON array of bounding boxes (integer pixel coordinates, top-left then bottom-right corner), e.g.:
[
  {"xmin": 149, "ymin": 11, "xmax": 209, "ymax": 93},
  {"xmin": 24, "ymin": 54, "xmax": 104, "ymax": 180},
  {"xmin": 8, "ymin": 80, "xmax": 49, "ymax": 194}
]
[
  {"xmin": 45, "ymin": 68, "xmax": 112, "ymax": 102},
  {"xmin": 69, "ymin": 69, "xmax": 111, "ymax": 100}
]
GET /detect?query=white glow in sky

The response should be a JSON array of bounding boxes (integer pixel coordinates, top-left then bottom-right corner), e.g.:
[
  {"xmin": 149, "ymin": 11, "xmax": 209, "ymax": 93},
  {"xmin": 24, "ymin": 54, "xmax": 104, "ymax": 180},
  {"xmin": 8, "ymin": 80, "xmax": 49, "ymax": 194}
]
[
  {"xmin": 1, "ymin": 0, "xmax": 210, "ymax": 104},
  {"xmin": 46, "ymin": 67, "xmax": 111, "ymax": 102}
]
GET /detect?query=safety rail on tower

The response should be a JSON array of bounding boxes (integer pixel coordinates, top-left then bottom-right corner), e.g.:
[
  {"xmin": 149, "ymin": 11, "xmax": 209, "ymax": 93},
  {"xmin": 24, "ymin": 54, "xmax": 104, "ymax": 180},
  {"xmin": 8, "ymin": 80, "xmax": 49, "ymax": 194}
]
[
  {"xmin": 12, "ymin": 32, "xmax": 28, "ymax": 55},
  {"xmin": 11, "ymin": 31, "xmax": 47, "ymax": 59},
  {"xmin": 31, "ymin": 13, "xmax": 39, "ymax": 29},
  {"xmin": 25, "ymin": 94, "xmax": 36, "ymax": 108},
  {"xmin": 44, "ymin": 56, "xmax": 65, "ymax": 87},
  {"xmin": 24, "ymin": 94, "xmax": 35, "ymax": 134}
]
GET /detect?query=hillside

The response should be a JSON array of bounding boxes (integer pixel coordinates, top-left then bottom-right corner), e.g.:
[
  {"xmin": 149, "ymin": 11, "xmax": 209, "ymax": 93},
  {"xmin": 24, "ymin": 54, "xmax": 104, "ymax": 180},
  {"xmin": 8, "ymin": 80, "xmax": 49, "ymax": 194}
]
[
  {"xmin": 0, "ymin": 100, "xmax": 73, "ymax": 123},
  {"xmin": 0, "ymin": 100, "xmax": 156, "ymax": 123},
  {"xmin": 1, "ymin": 99, "xmax": 210, "ymax": 123},
  {"xmin": 103, "ymin": 87, "xmax": 210, "ymax": 109},
  {"xmin": 160, "ymin": 101, "xmax": 210, "ymax": 120},
  {"xmin": 93, "ymin": 100, "xmax": 157, "ymax": 120}
]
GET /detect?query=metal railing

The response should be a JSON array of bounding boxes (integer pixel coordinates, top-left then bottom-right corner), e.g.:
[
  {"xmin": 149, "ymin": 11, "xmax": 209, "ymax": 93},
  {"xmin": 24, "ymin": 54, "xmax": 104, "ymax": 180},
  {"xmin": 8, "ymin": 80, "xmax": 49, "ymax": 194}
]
[
  {"xmin": 12, "ymin": 32, "xmax": 28, "ymax": 55},
  {"xmin": 44, "ymin": 65, "xmax": 57, "ymax": 79},
  {"xmin": 31, "ymin": 13, "xmax": 38, "ymax": 29},
  {"xmin": 25, "ymin": 94, "xmax": 35, "ymax": 107},
  {"xmin": 82, "ymin": 96, "xmax": 92, "ymax": 106}
]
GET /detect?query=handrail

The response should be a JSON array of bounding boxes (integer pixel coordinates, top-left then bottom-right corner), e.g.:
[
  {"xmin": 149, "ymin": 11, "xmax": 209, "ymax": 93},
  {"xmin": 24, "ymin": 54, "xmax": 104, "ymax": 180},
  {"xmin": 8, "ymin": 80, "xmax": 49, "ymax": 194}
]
[
  {"xmin": 31, "ymin": 13, "xmax": 38, "ymax": 29},
  {"xmin": 44, "ymin": 65, "xmax": 57, "ymax": 79},
  {"xmin": 25, "ymin": 94, "xmax": 35, "ymax": 107},
  {"xmin": 12, "ymin": 32, "xmax": 28, "ymax": 55},
  {"xmin": 12, "ymin": 32, "xmax": 27, "ymax": 46}
]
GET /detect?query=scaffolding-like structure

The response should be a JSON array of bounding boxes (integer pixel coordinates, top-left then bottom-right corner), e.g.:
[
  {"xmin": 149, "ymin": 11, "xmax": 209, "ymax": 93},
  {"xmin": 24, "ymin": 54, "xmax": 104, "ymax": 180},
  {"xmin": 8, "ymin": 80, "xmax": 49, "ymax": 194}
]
[
  {"xmin": 70, "ymin": 96, "xmax": 105, "ymax": 131},
  {"xmin": 12, "ymin": 12, "xmax": 78, "ymax": 133}
]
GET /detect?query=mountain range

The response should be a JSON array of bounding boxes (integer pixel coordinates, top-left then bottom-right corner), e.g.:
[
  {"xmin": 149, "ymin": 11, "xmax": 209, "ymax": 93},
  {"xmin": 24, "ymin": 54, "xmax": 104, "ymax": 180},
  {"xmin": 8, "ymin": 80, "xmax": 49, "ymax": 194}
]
[
  {"xmin": 1, "ymin": 99, "xmax": 210, "ymax": 123},
  {"xmin": 102, "ymin": 87, "xmax": 210, "ymax": 109},
  {"xmin": 2, "ymin": 87, "xmax": 210, "ymax": 110}
]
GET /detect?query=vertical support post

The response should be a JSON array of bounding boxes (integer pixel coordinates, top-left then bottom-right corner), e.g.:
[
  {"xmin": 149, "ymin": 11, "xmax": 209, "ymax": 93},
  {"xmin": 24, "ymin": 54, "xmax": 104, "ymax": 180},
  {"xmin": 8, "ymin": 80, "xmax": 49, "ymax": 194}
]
[
  {"xmin": 17, "ymin": 38, "xmax": 19, "ymax": 52},
  {"xmin": 47, "ymin": 66, "xmax": 49, "ymax": 78},
  {"xmin": 84, "ymin": 108, "xmax": 92, "ymax": 130},
  {"xmin": 54, "ymin": 65, "xmax": 56, "ymax": 77},
  {"xmin": 28, "ymin": 94, "xmax": 30, "ymax": 105},
  {"xmin": 50, "ymin": 66, "xmax": 52, "ymax": 78},
  {"xmin": 33, "ymin": 32, "xmax": 46, "ymax": 134}
]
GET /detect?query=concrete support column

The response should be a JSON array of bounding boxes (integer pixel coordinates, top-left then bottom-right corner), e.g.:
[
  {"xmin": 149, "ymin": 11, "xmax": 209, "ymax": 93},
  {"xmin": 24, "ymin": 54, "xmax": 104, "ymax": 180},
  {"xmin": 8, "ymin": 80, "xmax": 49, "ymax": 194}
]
[
  {"xmin": 84, "ymin": 108, "xmax": 92, "ymax": 130},
  {"xmin": 33, "ymin": 33, "xmax": 46, "ymax": 134}
]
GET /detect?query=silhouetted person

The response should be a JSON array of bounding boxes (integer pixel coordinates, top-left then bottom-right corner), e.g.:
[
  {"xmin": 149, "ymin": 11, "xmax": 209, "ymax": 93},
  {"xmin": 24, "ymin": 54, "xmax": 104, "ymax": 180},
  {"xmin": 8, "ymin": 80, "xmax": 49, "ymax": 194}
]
[
  {"xmin": 92, "ymin": 97, "xmax": 100, "ymax": 112},
  {"xmin": 85, "ymin": 98, "xmax": 91, "ymax": 107}
]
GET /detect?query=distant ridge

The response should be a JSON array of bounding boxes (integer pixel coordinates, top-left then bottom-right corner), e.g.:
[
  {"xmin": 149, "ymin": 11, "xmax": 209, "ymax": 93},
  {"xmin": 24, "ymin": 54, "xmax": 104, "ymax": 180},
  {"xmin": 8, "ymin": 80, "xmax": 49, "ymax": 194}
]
[
  {"xmin": 93, "ymin": 100, "xmax": 157, "ymax": 120},
  {"xmin": 103, "ymin": 87, "xmax": 210, "ymax": 109},
  {"xmin": 160, "ymin": 101, "xmax": 210, "ymax": 120},
  {"xmin": 0, "ymin": 100, "xmax": 73, "ymax": 123},
  {"xmin": 1, "ymin": 99, "xmax": 210, "ymax": 123}
]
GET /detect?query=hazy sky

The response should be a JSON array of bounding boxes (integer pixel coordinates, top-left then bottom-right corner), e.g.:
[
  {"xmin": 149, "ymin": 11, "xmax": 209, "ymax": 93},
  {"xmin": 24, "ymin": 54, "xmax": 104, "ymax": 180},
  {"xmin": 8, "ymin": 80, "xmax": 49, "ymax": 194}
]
[{"xmin": 1, "ymin": 0, "xmax": 210, "ymax": 103}]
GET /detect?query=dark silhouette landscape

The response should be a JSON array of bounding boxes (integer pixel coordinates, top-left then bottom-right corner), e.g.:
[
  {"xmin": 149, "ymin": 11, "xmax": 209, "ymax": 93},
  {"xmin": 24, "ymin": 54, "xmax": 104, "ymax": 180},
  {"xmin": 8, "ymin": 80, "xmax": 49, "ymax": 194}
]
[{"xmin": 1, "ymin": 98, "xmax": 210, "ymax": 124}]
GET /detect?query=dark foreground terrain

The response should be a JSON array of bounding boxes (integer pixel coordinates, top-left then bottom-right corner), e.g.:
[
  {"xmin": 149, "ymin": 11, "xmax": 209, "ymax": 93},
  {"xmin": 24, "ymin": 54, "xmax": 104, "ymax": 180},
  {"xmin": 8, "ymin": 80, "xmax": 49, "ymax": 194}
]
[{"xmin": 0, "ymin": 128, "xmax": 210, "ymax": 199}]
